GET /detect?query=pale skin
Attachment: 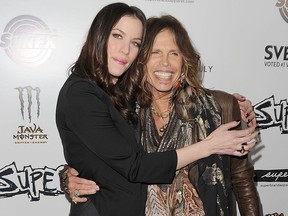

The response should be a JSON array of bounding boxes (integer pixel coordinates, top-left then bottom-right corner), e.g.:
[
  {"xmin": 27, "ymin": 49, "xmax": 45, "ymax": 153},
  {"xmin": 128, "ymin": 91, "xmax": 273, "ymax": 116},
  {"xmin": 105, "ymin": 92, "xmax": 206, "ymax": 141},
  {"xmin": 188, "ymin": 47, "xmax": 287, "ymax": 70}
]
[
  {"xmin": 64, "ymin": 29, "xmax": 260, "ymax": 203},
  {"xmin": 107, "ymin": 15, "xmax": 143, "ymax": 83}
]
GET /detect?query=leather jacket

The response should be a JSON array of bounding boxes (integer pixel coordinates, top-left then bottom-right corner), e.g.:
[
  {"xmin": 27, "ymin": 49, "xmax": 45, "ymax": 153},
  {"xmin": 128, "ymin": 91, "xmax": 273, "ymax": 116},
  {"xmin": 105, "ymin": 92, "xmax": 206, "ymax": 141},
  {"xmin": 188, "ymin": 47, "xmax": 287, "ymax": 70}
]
[{"xmin": 212, "ymin": 90, "xmax": 261, "ymax": 216}]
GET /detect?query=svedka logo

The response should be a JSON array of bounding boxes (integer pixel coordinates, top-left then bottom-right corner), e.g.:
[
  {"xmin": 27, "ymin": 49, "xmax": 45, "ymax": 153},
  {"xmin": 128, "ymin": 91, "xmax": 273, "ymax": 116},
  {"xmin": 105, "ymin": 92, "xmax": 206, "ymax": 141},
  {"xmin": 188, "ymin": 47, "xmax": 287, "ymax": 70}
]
[
  {"xmin": 276, "ymin": 0, "xmax": 288, "ymax": 23},
  {"xmin": 254, "ymin": 169, "xmax": 288, "ymax": 182},
  {"xmin": 13, "ymin": 86, "xmax": 48, "ymax": 144},
  {"xmin": 264, "ymin": 45, "xmax": 288, "ymax": 68},
  {"xmin": 254, "ymin": 95, "xmax": 288, "ymax": 134},
  {"xmin": 0, "ymin": 15, "xmax": 56, "ymax": 66}
]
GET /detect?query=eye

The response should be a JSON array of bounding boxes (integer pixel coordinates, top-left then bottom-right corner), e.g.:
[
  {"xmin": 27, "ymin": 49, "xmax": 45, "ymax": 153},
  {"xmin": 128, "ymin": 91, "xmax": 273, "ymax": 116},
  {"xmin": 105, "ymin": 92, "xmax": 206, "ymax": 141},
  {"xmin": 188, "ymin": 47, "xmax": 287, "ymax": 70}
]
[
  {"xmin": 170, "ymin": 51, "xmax": 179, "ymax": 56},
  {"xmin": 132, "ymin": 41, "xmax": 141, "ymax": 48},
  {"xmin": 112, "ymin": 33, "xmax": 122, "ymax": 39},
  {"xmin": 151, "ymin": 50, "xmax": 160, "ymax": 55}
]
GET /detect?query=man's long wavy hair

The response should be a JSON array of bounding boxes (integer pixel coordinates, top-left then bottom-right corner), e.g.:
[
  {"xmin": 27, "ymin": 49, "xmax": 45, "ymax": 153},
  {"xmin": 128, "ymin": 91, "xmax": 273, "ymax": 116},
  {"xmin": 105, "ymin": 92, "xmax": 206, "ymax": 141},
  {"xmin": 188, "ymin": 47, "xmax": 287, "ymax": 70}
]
[
  {"xmin": 136, "ymin": 15, "xmax": 203, "ymax": 108},
  {"xmin": 70, "ymin": 3, "xmax": 146, "ymax": 122}
]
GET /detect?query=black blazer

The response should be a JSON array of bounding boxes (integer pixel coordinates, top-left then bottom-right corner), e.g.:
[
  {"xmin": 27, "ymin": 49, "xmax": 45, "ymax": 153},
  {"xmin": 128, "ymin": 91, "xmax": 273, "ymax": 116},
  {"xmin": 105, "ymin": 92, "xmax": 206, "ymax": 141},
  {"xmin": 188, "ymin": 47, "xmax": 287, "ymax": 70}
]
[{"xmin": 56, "ymin": 73, "xmax": 177, "ymax": 216}]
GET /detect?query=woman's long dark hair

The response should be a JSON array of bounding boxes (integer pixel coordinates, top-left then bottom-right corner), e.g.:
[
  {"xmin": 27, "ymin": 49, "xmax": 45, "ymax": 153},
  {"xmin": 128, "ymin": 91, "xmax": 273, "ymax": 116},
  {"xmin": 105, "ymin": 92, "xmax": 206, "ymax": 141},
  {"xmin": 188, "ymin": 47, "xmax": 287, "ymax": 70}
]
[
  {"xmin": 70, "ymin": 3, "xmax": 146, "ymax": 122},
  {"xmin": 137, "ymin": 15, "xmax": 202, "ymax": 108}
]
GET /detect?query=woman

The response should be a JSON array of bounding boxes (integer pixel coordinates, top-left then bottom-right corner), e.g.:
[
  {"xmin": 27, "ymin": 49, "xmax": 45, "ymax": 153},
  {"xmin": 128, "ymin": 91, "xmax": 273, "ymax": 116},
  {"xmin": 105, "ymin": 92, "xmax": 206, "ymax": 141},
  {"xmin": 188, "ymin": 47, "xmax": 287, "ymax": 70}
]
[{"xmin": 56, "ymin": 3, "xmax": 259, "ymax": 216}]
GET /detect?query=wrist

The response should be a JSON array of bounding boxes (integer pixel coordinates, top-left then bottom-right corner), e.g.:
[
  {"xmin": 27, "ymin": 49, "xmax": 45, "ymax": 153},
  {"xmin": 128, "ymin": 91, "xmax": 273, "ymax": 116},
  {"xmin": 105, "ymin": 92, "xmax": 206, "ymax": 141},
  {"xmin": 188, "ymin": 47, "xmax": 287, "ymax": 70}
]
[
  {"xmin": 59, "ymin": 164, "xmax": 69, "ymax": 195},
  {"xmin": 198, "ymin": 139, "xmax": 212, "ymax": 158}
]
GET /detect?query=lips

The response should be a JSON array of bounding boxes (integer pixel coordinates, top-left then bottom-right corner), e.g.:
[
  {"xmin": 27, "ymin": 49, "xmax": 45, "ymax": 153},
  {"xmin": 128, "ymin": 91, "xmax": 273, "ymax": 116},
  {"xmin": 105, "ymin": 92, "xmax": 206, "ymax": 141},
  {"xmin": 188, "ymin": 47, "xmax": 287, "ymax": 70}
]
[{"xmin": 113, "ymin": 57, "xmax": 128, "ymax": 65}]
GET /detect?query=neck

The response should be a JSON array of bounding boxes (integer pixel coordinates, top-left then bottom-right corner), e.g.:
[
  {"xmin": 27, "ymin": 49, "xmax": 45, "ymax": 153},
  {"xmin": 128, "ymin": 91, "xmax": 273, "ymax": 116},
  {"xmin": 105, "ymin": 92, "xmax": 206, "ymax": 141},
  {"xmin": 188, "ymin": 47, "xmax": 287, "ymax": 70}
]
[{"xmin": 152, "ymin": 91, "xmax": 172, "ymax": 110}]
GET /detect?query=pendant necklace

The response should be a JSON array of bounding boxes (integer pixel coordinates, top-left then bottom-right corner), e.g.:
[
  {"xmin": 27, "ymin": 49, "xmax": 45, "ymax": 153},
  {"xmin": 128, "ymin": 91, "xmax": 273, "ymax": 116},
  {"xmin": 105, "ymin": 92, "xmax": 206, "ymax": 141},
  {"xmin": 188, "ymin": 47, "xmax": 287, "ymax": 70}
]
[{"xmin": 151, "ymin": 102, "xmax": 172, "ymax": 133}]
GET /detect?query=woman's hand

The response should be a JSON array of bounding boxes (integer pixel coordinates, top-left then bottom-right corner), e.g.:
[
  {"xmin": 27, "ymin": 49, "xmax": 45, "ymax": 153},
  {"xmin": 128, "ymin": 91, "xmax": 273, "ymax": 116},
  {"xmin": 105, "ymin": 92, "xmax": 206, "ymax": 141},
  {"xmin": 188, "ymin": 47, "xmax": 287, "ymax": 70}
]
[
  {"xmin": 233, "ymin": 93, "xmax": 257, "ymax": 128},
  {"xmin": 176, "ymin": 121, "xmax": 260, "ymax": 169},
  {"xmin": 61, "ymin": 167, "xmax": 99, "ymax": 204},
  {"xmin": 204, "ymin": 121, "xmax": 259, "ymax": 157}
]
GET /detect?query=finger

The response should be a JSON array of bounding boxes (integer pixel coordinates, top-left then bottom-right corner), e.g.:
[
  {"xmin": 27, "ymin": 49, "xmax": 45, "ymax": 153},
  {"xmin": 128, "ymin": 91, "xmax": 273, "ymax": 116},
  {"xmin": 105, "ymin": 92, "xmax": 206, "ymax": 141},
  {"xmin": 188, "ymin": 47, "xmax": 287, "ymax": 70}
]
[
  {"xmin": 74, "ymin": 181, "xmax": 99, "ymax": 191},
  {"xmin": 246, "ymin": 112, "xmax": 257, "ymax": 128},
  {"xmin": 232, "ymin": 126, "xmax": 256, "ymax": 139},
  {"xmin": 238, "ymin": 130, "xmax": 260, "ymax": 145},
  {"xmin": 68, "ymin": 182, "xmax": 99, "ymax": 198},
  {"xmin": 72, "ymin": 196, "xmax": 88, "ymax": 204},
  {"xmin": 69, "ymin": 188, "xmax": 77, "ymax": 199},
  {"xmin": 244, "ymin": 103, "xmax": 253, "ymax": 115},
  {"xmin": 245, "ymin": 141, "xmax": 258, "ymax": 151},
  {"xmin": 220, "ymin": 121, "xmax": 241, "ymax": 131},
  {"xmin": 233, "ymin": 93, "xmax": 246, "ymax": 101},
  {"xmin": 67, "ymin": 168, "xmax": 79, "ymax": 177},
  {"xmin": 247, "ymin": 118, "xmax": 257, "ymax": 128},
  {"xmin": 78, "ymin": 188, "xmax": 98, "ymax": 196},
  {"xmin": 231, "ymin": 149, "xmax": 249, "ymax": 157},
  {"xmin": 70, "ymin": 168, "xmax": 79, "ymax": 176},
  {"xmin": 67, "ymin": 175, "xmax": 90, "ymax": 185}
]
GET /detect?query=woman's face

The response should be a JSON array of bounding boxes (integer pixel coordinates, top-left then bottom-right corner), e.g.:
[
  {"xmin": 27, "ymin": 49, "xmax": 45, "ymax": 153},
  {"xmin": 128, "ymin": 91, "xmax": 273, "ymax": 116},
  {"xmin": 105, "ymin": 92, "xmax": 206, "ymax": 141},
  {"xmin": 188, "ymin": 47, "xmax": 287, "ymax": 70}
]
[
  {"xmin": 146, "ymin": 29, "xmax": 183, "ymax": 98},
  {"xmin": 107, "ymin": 15, "xmax": 143, "ymax": 83}
]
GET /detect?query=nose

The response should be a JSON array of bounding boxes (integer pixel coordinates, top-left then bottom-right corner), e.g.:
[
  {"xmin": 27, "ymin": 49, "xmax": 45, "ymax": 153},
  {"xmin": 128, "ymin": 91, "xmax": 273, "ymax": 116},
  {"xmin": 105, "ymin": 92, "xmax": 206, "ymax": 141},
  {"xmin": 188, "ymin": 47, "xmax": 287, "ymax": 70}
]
[
  {"xmin": 121, "ymin": 42, "xmax": 130, "ymax": 55},
  {"xmin": 161, "ymin": 54, "xmax": 169, "ymax": 66}
]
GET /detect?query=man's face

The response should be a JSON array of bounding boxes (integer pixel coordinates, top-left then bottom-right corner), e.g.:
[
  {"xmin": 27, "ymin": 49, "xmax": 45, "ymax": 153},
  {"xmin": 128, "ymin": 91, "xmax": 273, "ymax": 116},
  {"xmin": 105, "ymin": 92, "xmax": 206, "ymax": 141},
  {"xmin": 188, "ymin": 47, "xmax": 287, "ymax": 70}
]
[{"xmin": 146, "ymin": 29, "xmax": 182, "ymax": 97}]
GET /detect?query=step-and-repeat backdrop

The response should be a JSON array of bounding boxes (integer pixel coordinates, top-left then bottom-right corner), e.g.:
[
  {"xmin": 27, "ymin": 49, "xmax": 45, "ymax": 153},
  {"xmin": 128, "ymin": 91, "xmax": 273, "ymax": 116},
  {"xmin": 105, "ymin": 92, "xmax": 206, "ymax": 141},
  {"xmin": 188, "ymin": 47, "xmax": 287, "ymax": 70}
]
[{"xmin": 1, "ymin": 0, "xmax": 287, "ymax": 215}]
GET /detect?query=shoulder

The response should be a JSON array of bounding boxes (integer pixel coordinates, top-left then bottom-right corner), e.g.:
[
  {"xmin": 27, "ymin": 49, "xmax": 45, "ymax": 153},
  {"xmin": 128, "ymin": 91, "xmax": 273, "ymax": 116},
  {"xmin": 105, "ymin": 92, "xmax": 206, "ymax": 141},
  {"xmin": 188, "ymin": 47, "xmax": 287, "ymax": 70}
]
[
  {"xmin": 209, "ymin": 89, "xmax": 237, "ymax": 106},
  {"xmin": 60, "ymin": 73, "xmax": 105, "ymax": 98},
  {"xmin": 209, "ymin": 89, "xmax": 241, "ymax": 122},
  {"xmin": 209, "ymin": 89, "xmax": 234, "ymax": 100}
]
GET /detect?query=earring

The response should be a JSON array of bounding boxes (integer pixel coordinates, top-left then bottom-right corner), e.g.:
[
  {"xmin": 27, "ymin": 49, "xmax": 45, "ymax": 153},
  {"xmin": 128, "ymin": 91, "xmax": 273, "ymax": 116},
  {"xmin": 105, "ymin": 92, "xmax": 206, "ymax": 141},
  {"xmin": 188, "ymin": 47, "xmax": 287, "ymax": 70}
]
[
  {"xmin": 171, "ymin": 73, "xmax": 185, "ymax": 101},
  {"xmin": 175, "ymin": 73, "xmax": 184, "ymax": 90}
]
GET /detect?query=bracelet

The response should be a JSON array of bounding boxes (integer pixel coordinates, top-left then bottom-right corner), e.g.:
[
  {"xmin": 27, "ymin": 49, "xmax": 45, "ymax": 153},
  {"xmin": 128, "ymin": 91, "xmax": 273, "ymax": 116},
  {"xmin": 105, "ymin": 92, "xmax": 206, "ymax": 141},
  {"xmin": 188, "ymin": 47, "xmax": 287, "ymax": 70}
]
[{"xmin": 59, "ymin": 165, "xmax": 69, "ymax": 194}]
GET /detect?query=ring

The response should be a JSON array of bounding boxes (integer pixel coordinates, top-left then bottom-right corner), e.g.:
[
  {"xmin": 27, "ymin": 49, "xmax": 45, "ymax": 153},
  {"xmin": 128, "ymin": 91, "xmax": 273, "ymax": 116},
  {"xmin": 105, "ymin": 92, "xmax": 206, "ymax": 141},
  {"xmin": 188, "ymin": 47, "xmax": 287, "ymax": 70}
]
[
  {"xmin": 72, "ymin": 196, "xmax": 77, "ymax": 204},
  {"xmin": 71, "ymin": 189, "xmax": 79, "ymax": 204},
  {"xmin": 73, "ymin": 189, "xmax": 80, "ymax": 198},
  {"xmin": 240, "ymin": 145, "xmax": 245, "ymax": 154}
]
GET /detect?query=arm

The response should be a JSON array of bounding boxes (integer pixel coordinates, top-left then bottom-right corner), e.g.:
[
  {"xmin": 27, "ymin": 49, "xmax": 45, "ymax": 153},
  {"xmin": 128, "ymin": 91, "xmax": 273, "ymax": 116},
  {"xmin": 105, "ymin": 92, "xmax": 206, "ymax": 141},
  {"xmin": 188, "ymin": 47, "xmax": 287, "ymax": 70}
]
[
  {"xmin": 230, "ymin": 97, "xmax": 261, "ymax": 215},
  {"xmin": 61, "ymin": 122, "xmax": 259, "ymax": 203},
  {"xmin": 217, "ymin": 91, "xmax": 261, "ymax": 215},
  {"xmin": 231, "ymin": 157, "xmax": 261, "ymax": 215}
]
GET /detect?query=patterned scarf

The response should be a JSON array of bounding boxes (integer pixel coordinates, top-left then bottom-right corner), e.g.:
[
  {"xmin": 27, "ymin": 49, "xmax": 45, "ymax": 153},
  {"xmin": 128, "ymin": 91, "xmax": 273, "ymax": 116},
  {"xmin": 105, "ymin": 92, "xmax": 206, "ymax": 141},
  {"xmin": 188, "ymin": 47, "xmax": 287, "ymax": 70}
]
[{"xmin": 141, "ymin": 87, "xmax": 231, "ymax": 216}]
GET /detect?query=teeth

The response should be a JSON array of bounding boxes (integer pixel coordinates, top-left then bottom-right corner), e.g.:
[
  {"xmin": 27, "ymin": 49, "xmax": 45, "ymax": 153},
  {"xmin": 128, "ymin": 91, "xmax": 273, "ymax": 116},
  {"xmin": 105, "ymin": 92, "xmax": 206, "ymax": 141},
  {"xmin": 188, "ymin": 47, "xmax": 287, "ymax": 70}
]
[{"xmin": 155, "ymin": 72, "xmax": 172, "ymax": 79}]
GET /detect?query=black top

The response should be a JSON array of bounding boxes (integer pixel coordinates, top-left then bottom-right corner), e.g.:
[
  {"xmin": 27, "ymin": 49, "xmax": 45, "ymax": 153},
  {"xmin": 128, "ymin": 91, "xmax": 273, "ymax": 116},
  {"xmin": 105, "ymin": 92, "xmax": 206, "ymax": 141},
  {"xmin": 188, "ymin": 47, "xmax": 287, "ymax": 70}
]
[{"xmin": 56, "ymin": 73, "xmax": 177, "ymax": 216}]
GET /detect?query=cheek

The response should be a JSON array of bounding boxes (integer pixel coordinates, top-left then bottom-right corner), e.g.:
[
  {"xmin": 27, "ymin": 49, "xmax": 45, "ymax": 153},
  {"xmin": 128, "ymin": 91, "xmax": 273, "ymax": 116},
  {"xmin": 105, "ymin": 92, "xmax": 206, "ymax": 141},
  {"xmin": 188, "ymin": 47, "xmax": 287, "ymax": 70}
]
[
  {"xmin": 130, "ymin": 49, "xmax": 139, "ymax": 62},
  {"xmin": 106, "ymin": 44, "xmax": 112, "ymax": 59},
  {"xmin": 177, "ymin": 59, "xmax": 183, "ymax": 70},
  {"xmin": 146, "ymin": 59, "xmax": 157, "ymax": 71}
]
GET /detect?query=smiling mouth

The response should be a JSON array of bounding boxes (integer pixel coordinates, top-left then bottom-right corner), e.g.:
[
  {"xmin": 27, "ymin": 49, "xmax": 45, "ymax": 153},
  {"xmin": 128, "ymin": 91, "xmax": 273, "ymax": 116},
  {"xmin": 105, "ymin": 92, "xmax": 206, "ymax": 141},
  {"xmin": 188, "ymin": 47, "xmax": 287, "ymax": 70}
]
[{"xmin": 155, "ymin": 71, "xmax": 172, "ymax": 79}]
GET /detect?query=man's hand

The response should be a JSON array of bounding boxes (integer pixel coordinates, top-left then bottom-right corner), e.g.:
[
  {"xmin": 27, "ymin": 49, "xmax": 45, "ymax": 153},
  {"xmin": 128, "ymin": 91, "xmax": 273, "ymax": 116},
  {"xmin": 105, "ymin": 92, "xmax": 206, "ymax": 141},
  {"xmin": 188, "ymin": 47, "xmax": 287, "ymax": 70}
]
[
  {"xmin": 233, "ymin": 93, "xmax": 257, "ymax": 128},
  {"xmin": 61, "ymin": 167, "xmax": 99, "ymax": 203}
]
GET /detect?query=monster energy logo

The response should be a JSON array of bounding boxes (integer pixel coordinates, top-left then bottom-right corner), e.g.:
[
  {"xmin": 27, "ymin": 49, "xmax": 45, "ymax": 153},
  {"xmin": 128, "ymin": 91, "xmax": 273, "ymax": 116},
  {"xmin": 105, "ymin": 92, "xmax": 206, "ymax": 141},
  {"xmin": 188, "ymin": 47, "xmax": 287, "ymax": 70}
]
[
  {"xmin": 13, "ymin": 86, "xmax": 48, "ymax": 144},
  {"xmin": 15, "ymin": 86, "xmax": 40, "ymax": 123}
]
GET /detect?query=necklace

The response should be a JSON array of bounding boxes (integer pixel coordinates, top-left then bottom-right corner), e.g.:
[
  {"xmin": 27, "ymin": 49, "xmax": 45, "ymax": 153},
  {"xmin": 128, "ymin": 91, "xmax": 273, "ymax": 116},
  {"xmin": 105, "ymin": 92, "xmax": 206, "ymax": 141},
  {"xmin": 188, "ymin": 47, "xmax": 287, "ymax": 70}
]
[{"xmin": 151, "ymin": 102, "xmax": 173, "ymax": 133}]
